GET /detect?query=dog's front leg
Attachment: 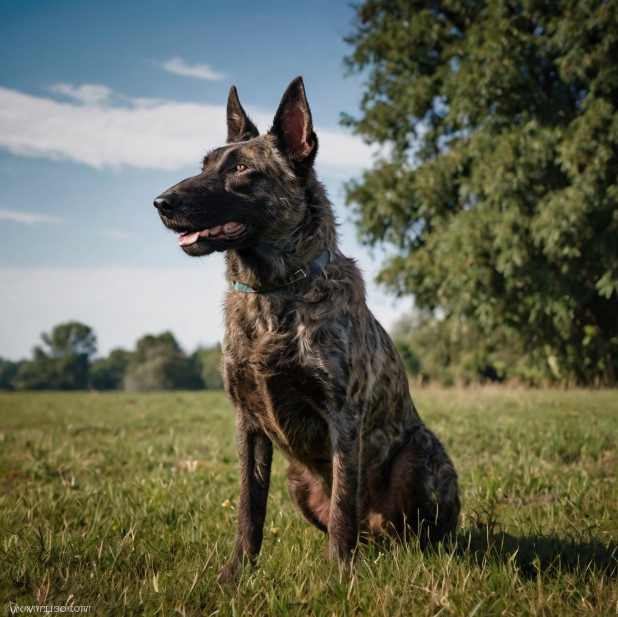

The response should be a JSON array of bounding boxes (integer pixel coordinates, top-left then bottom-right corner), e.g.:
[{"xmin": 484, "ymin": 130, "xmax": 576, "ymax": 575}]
[
  {"xmin": 328, "ymin": 406, "xmax": 363, "ymax": 569},
  {"xmin": 219, "ymin": 416, "xmax": 273, "ymax": 584}
]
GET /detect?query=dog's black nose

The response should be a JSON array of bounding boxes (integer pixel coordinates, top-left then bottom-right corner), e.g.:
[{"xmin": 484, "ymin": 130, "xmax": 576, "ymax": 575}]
[{"xmin": 154, "ymin": 192, "xmax": 181, "ymax": 213}]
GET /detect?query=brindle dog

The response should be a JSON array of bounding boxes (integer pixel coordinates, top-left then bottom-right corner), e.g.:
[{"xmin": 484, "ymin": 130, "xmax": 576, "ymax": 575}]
[{"xmin": 153, "ymin": 77, "xmax": 460, "ymax": 583}]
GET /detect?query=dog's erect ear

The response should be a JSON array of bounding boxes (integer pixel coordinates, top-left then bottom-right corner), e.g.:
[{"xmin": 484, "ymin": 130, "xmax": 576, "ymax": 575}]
[
  {"xmin": 227, "ymin": 86, "xmax": 259, "ymax": 143},
  {"xmin": 271, "ymin": 76, "xmax": 317, "ymax": 161}
]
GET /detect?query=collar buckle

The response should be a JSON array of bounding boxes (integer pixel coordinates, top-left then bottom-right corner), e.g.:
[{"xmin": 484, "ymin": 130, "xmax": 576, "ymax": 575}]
[{"xmin": 289, "ymin": 268, "xmax": 307, "ymax": 284}]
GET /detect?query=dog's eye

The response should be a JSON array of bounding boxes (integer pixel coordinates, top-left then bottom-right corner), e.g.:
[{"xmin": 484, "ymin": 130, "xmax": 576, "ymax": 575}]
[{"xmin": 236, "ymin": 164, "xmax": 247, "ymax": 173}]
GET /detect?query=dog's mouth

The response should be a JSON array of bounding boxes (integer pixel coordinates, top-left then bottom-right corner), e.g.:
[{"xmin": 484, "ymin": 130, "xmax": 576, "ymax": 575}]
[{"xmin": 177, "ymin": 221, "xmax": 247, "ymax": 247}]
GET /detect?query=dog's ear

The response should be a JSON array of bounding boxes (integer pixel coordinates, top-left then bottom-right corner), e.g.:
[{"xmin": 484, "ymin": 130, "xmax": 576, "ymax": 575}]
[
  {"xmin": 227, "ymin": 86, "xmax": 259, "ymax": 143},
  {"xmin": 271, "ymin": 76, "xmax": 317, "ymax": 162}
]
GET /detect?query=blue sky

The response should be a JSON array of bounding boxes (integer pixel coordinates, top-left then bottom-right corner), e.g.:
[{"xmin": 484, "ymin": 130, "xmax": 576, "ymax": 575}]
[{"xmin": 0, "ymin": 0, "xmax": 408, "ymax": 360}]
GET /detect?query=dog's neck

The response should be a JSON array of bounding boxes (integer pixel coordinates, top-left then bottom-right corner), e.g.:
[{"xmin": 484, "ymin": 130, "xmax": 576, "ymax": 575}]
[{"xmin": 224, "ymin": 174, "xmax": 338, "ymax": 290}]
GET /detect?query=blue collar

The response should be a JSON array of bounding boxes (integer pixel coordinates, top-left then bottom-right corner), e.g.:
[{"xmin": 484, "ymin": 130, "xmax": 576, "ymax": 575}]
[{"xmin": 232, "ymin": 249, "xmax": 331, "ymax": 293}]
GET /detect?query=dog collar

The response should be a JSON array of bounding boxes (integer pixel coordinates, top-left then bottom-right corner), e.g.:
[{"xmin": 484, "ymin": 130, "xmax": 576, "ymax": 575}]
[{"xmin": 232, "ymin": 248, "xmax": 331, "ymax": 293}]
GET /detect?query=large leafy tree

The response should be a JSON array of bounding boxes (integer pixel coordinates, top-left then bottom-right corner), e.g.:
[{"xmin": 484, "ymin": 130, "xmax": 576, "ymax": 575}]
[{"xmin": 344, "ymin": 0, "xmax": 618, "ymax": 385}]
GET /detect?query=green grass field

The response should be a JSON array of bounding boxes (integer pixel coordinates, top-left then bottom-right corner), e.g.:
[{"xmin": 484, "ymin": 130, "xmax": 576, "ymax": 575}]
[{"xmin": 0, "ymin": 389, "xmax": 616, "ymax": 616}]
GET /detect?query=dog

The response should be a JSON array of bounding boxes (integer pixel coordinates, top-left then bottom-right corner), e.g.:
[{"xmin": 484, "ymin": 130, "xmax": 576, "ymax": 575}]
[{"xmin": 154, "ymin": 77, "xmax": 460, "ymax": 583}]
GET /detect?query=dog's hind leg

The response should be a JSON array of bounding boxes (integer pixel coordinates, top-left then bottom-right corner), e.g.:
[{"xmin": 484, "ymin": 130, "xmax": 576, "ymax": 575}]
[
  {"xmin": 370, "ymin": 424, "xmax": 460, "ymax": 548},
  {"xmin": 286, "ymin": 461, "xmax": 330, "ymax": 533}
]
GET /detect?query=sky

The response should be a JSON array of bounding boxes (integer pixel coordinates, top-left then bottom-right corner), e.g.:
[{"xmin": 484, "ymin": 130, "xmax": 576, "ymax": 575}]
[{"xmin": 0, "ymin": 0, "xmax": 409, "ymax": 360}]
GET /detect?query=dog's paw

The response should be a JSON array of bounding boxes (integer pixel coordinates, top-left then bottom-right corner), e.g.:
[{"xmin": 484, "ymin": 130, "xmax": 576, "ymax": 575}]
[
  {"xmin": 218, "ymin": 561, "xmax": 240, "ymax": 585},
  {"xmin": 327, "ymin": 538, "xmax": 357, "ymax": 581}
]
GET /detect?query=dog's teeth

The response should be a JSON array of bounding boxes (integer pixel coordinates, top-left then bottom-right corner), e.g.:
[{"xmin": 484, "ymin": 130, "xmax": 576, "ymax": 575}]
[
  {"xmin": 193, "ymin": 223, "xmax": 245, "ymax": 241},
  {"xmin": 224, "ymin": 221, "xmax": 244, "ymax": 236}
]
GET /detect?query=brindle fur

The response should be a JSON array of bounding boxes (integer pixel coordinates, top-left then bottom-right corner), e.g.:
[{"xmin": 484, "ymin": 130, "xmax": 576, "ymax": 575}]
[{"xmin": 154, "ymin": 77, "xmax": 460, "ymax": 583}]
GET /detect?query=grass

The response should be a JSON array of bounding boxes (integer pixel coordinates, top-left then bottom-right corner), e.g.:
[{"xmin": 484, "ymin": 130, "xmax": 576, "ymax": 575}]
[{"xmin": 0, "ymin": 388, "xmax": 617, "ymax": 616}]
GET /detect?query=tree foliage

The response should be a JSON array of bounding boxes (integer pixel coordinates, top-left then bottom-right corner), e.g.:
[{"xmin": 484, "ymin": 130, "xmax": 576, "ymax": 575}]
[
  {"xmin": 124, "ymin": 332, "xmax": 204, "ymax": 391},
  {"xmin": 344, "ymin": 0, "xmax": 618, "ymax": 385},
  {"xmin": 41, "ymin": 321, "xmax": 97, "ymax": 358},
  {"xmin": 15, "ymin": 349, "xmax": 90, "ymax": 391},
  {"xmin": 90, "ymin": 349, "xmax": 133, "ymax": 391},
  {"xmin": 391, "ymin": 311, "xmax": 521, "ymax": 386},
  {"xmin": 14, "ymin": 321, "xmax": 96, "ymax": 390}
]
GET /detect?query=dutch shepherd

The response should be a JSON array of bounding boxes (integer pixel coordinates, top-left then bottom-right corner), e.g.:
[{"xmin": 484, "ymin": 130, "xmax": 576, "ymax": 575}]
[{"xmin": 154, "ymin": 77, "xmax": 460, "ymax": 583}]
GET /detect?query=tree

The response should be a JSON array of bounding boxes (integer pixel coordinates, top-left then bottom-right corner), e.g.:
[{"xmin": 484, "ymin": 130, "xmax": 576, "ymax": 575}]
[
  {"xmin": 344, "ymin": 0, "xmax": 618, "ymax": 386},
  {"xmin": 124, "ymin": 332, "xmax": 204, "ymax": 391},
  {"xmin": 90, "ymin": 349, "xmax": 133, "ymax": 390},
  {"xmin": 14, "ymin": 321, "xmax": 96, "ymax": 390},
  {"xmin": 41, "ymin": 322, "xmax": 96, "ymax": 358}
]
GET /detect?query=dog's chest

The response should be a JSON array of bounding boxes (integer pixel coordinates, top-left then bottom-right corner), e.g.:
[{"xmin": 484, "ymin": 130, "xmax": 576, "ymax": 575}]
[{"xmin": 230, "ymin": 319, "xmax": 332, "ymax": 462}]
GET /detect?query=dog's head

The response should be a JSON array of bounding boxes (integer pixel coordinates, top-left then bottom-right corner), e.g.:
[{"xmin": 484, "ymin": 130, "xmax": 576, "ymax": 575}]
[{"xmin": 154, "ymin": 76, "xmax": 318, "ymax": 257}]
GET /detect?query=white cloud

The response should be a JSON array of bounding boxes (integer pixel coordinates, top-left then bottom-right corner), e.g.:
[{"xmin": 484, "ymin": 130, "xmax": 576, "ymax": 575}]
[
  {"xmin": 49, "ymin": 83, "xmax": 113, "ymax": 106},
  {"xmin": 0, "ymin": 208, "xmax": 62, "ymax": 225},
  {"xmin": 0, "ymin": 85, "xmax": 225, "ymax": 170},
  {"xmin": 316, "ymin": 131, "xmax": 375, "ymax": 178},
  {"xmin": 162, "ymin": 57, "xmax": 227, "ymax": 81},
  {"xmin": 0, "ymin": 84, "xmax": 374, "ymax": 175}
]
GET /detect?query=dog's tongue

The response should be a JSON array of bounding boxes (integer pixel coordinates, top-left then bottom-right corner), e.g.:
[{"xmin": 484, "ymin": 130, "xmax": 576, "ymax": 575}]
[{"xmin": 178, "ymin": 231, "xmax": 200, "ymax": 247}]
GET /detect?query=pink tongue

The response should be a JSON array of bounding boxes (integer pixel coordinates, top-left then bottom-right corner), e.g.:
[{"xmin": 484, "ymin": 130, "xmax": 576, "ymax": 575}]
[{"xmin": 178, "ymin": 231, "xmax": 200, "ymax": 247}]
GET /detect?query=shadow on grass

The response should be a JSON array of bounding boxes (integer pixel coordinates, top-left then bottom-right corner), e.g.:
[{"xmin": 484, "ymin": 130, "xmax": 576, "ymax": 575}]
[{"xmin": 459, "ymin": 529, "xmax": 618, "ymax": 579}]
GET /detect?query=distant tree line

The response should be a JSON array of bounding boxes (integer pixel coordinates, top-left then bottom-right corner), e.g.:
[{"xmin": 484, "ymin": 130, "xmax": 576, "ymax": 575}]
[{"xmin": 0, "ymin": 321, "xmax": 223, "ymax": 392}]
